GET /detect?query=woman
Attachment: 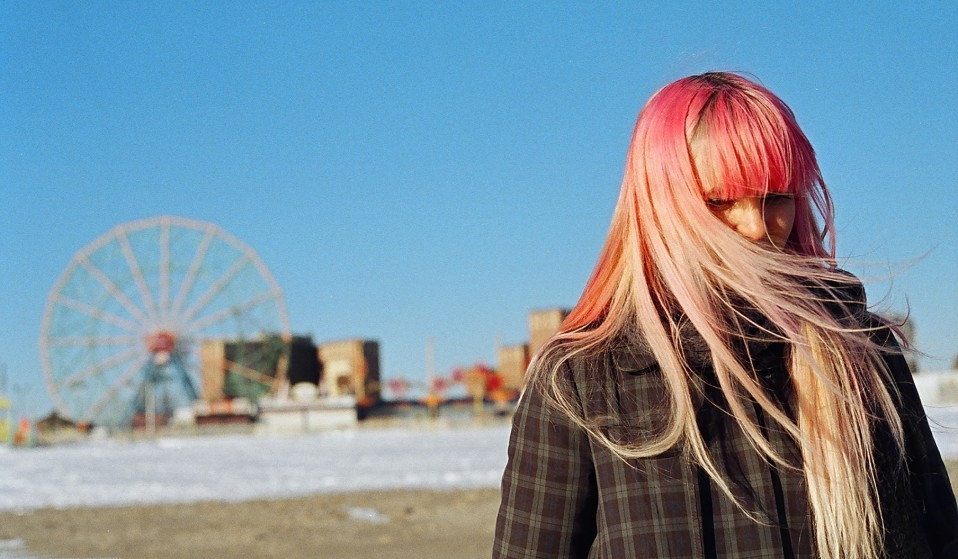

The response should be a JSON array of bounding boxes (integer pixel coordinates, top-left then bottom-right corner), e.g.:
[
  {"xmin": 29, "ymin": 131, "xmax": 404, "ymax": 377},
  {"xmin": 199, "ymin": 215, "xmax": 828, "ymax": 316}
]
[{"xmin": 493, "ymin": 72, "xmax": 957, "ymax": 559}]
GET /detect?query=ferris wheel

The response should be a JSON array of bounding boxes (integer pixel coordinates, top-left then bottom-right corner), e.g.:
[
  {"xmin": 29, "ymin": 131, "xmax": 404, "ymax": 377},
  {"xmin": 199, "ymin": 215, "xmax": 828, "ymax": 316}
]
[{"xmin": 40, "ymin": 216, "xmax": 291, "ymax": 428}]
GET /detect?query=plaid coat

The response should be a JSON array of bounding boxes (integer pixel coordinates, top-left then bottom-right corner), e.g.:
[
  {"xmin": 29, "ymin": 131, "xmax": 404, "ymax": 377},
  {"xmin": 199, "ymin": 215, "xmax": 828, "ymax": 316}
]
[{"xmin": 494, "ymin": 308, "xmax": 958, "ymax": 558}]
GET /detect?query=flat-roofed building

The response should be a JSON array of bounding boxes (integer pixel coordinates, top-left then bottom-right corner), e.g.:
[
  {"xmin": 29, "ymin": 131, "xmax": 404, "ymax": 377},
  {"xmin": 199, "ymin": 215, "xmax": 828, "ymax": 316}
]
[
  {"xmin": 317, "ymin": 339, "xmax": 381, "ymax": 403},
  {"xmin": 200, "ymin": 335, "xmax": 316, "ymax": 402},
  {"xmin": 200, "ymin": 339, "xmax": 227, "ymax": 401},
  {"xmin": 497, "ymin": 343, "xmax": 530, "ymax": 391},
  {"xmin": 528, "ymin": 308, "xmax": 569, "ymax": 358}
]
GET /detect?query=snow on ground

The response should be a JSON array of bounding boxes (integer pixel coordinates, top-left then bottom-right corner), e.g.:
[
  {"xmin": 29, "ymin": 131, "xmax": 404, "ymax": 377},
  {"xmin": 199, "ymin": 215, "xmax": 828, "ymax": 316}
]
[
  {"xmin": 926, "ymin": 406, "xmax": 958, "ymax": 458},
  {"xmin": 0, "ymin": 424, "xmax": 512, "ymax": 512},
  {"xmin": 0, "ymin": 407, "xmax": 956, "ymax": 513},
  {"xmin": 0, "ymin": 539, "xmax": 53, "ymax": 559}
]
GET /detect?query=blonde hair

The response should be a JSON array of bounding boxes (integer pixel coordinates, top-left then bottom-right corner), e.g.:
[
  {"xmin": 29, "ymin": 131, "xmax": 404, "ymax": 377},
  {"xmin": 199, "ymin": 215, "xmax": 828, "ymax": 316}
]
[{"xmin": 532, "ymin": 72, "xmax": 904, "ymax": 559}]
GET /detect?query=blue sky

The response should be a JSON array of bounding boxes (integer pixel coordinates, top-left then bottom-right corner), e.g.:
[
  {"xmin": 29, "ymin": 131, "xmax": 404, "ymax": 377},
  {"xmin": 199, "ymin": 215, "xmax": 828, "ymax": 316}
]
[{"xmin": 2, "ymin": 2, "xmax": 956, "ymax": 418}]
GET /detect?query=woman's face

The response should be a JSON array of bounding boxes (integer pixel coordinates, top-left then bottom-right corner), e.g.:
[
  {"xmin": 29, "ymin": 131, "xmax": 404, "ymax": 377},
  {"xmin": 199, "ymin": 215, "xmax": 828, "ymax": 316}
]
[
  {"xmin": 690, "ymin": 133, "xmax": 797, "ymax": 250},
  {"xmin": 704, "ymin": 191, "xmax": 796, "ymax": 249}
]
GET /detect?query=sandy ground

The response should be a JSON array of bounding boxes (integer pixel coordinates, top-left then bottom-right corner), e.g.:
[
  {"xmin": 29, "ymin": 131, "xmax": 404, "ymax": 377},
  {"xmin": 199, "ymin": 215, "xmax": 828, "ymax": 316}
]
[
  {"xmin": 0, "ymin": 488, "xmax": 501, "ymax": 559},
  {"xmin": 2, "ymin": 462, "xmax": 956, "ymax": 559}
]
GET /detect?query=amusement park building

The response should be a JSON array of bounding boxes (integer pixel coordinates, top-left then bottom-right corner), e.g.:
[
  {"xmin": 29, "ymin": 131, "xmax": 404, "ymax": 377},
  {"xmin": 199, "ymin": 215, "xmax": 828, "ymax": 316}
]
[
  {"xmin": 253, "ymin": 338, "xmax": 380, "ymax": 433},
  {"xmin": 317, "ymin": 339, "xmax": 381, "ymax": 404},
  {"xmin": 497, "ymin": 307, "xmax": 569, "ymax": 392},
  {"xmin": 528, "ymin": 308, "xmax": 569, "ymax": 357},
  {"xmin": 497, "ymin": 344, "xmax": 529, "ymax": 392},
  {"xmin": 199, "ymin": 336, "xmax": 305, "ymax": 403},
  {"xmin": 198, "ymin": 336, "xmax": 380, "ymax": 405}
]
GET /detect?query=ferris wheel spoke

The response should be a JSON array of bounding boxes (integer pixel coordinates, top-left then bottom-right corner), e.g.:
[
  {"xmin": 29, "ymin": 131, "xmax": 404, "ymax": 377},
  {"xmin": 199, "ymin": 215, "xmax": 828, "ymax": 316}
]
[
  {"xmin": 60, "ymin": 345, "xmax": 142, "ymax": 389},
  {"xmin": 179, "ymin": 253, "xmax": 253, "ymax": 325},
  {"xmin": 159, "ymin": 217, "xmax": 171, "ymax": 318},
  {"xmin": 81, "ymin": 356, "xmax": 148, "ymax": 423},
  {"xmin": 57, "ymin": 296, "xmax": 142, "ymax": 332},
  {"xmin": 170, "ymin": 224, "xmax": 217, "ymax": 319},
  {"xmin": 118, "ymin": 231, "xmax": 159, "ymax": 322},
  {"xmin": 182, "ymin": 290, "xmax": 280, "ymax": 335},
  {"xmin": 79, "ymin": 256, "xmax": 151, "ymax": 324},
  {"xmin": 46, "ymin": 335, "xmax": 140, "ymax": 347}
]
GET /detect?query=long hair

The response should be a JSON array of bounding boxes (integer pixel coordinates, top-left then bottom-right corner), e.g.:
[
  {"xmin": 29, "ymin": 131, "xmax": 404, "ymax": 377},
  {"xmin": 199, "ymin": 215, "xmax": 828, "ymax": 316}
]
[{"xmin": 532, "ymin": 72, "xmax": 904, "ymax": 559}]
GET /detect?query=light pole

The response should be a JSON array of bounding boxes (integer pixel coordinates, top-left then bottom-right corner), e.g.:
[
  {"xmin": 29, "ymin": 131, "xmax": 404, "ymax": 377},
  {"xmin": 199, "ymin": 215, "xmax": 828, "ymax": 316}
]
[{"xmin": 0, "ymin": 364, "xmax": 9, "ymax": 444}]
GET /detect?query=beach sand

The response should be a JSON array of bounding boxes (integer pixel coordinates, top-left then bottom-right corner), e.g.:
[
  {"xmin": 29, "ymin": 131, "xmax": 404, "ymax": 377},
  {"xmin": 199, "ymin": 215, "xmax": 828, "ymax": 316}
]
[
  {"xmin": 2, "ymin": 462, "xmax": 956, "ymax": 559},
  {"xmin": 0, "ymin": 488, "xmax": 501, "ymax": 559}
]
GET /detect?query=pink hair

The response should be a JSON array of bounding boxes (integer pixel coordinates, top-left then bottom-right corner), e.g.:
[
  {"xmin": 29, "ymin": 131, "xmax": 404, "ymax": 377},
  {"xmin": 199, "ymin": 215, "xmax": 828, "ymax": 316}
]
[
  {"xmin": 534, "ymin": 72, "xmax": 904, "ymax": 559},
  {"xmin": 563, "ymin": 72, "xmax": 835, "ymax": 333}
]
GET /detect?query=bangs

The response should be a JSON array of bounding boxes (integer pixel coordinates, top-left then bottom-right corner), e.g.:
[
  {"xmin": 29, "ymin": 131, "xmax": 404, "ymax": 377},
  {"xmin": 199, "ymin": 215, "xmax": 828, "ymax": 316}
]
[{"xmin": 691, "ymin": 88, "xmax": 817, "ymax": 200}]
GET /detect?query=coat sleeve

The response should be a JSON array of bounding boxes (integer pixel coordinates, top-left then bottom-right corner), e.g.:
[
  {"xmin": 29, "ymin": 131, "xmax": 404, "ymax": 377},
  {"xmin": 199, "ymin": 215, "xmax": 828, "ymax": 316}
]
[
  {"xmin": 492, "ymin": 363, "xmax": 598, "ymax": 559},
  {"xmin": 871, "ymin": 317, "xmax": 958, "ymax": 558}
]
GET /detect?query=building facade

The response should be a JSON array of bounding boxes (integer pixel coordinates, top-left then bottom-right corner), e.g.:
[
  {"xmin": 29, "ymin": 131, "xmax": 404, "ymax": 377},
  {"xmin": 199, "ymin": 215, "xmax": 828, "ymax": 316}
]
[
  {"xmin": 317, "ymin": 339, "xmax": 381, "ymax": 403},
  {"xmin": 497, "ymin": 343, "xmax": 530, "ymax": 392},
  {"xmin": 528, "ymin": 308, "xmax": 569, "ymax": 357},
  {"xmin": 200, "ymin": 335, "xmax": 315, "ymax": 402}
]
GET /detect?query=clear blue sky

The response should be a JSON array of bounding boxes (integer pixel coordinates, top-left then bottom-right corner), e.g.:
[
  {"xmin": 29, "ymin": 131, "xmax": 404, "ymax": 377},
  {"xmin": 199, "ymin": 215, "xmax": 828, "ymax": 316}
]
[{"xmin": 2, "ymin": 2, "xmax": 956, "ymax": 418}]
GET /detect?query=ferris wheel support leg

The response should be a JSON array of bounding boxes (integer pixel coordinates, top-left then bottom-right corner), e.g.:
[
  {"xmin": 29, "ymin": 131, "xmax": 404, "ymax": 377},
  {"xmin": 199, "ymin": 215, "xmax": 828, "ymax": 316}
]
[
  {"xmin": 145, "ymin": 381, "xmax": 156, "ymax": 435},
  {"xmin": 170, "ymin": 352, "xmax": 200, "ymax": 401},
  {"xmin": 129, "ymin": 361, "xmax": 157, "ymax": 428}
]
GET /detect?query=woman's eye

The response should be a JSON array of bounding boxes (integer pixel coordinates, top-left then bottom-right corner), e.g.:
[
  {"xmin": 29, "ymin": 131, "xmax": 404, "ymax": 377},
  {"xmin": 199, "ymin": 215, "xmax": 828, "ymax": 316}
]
[
  {"xmin": 765, "ymin": 194, "xmax": 795, "ymax": 203},
  {"xmin": 706, "ymin": 198, "xmax": 732, "ymax": 209}
]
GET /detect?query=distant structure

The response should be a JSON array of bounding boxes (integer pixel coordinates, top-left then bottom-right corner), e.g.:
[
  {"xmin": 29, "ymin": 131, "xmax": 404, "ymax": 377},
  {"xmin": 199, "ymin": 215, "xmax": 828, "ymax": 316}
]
[
  {"xmin": 195, "ymin": 335, "xmax": 383, "ymax": 431},
  {"xmin": 228, "ymin": 337, "xmax": 381, "ymax": 433},
  {"xmin": 497, "ymin": 344, "xmax": 530, "ymax": 392},
  {"xmin": 498, "ymin": 308, "xmax": 569, "ymax": 392},
  {"xmin": 39, "ymin": 216, "xmax": 290, "ymax": 429},
  {"xmin": 528, "ymin": 308, "xmax": 570, "ymax": 357},
  {"xmin": 199, "ymin": 336, "xmax": 381, "ymax": 406},
  {"xmin": 196, "ymin": 335, "xmax": 313, "ymax": 423},
  {"xmin": 200, "ymin": 335, "xmax": 301, "ymax": 404},
  {"xmin": 317, "ymin": 339, "xmax": 381, "ymax": 404},
  {"xmin": 286, "ymin": 335, "xmax": 323, "ymax": 386}
]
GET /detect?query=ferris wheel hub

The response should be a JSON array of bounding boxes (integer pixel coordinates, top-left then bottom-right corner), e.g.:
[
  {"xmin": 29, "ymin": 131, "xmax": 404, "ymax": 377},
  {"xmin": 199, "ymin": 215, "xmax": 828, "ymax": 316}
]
[{"xmin": 146, "ymin": 331, "xmax": 178, "ymax": 354}]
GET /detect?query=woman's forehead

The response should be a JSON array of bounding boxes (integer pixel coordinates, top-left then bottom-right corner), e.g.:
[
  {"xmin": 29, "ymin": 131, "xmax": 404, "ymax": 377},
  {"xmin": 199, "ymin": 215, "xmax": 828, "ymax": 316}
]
[{"xmin": 690, "ymin": 130, "xmax": 797, "ymax": 199}]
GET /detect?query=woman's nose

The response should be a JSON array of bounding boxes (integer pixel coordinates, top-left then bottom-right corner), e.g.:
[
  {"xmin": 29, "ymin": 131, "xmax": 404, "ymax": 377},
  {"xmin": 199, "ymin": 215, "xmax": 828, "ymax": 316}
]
[{"xmin": 732, "ymin": 200, "xmax": 768, "ymax": 241}]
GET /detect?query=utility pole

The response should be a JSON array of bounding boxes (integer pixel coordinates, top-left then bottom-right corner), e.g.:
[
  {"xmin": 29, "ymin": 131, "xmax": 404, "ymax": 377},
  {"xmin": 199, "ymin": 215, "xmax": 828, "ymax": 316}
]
[
  {"xmin": 425, "ymin": 337, "xmax": 435, "ymax": 388},
  {"xmin": 424, "ymin": 337, "xmax": 439, "ymax": 418}
]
